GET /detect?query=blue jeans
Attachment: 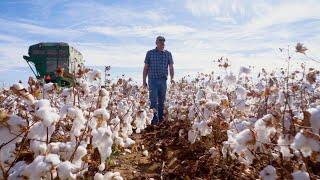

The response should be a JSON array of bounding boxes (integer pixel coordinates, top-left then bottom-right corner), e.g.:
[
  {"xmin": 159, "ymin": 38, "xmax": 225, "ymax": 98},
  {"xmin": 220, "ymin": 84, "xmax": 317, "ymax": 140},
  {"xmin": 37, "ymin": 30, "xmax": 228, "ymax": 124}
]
[{"xmin": 148, "ymin": 78, "xmax": 167, "ymax": 125}]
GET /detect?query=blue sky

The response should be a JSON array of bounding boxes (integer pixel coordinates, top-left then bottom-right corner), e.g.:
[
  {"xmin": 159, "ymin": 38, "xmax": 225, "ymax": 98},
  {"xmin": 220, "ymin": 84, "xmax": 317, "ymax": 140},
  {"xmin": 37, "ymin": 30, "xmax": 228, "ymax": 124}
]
[{"xmin": 0, "ymin": 0, "xmax": 320, "ymax": 74}]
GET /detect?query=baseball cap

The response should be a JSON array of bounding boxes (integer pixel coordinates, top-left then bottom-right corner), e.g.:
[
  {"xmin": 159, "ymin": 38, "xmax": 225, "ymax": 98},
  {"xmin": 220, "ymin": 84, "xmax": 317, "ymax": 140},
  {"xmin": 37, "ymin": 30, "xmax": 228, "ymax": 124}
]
[{"xmin": 156, "ymin": 36, "xmax": 165, "ymax": 42}]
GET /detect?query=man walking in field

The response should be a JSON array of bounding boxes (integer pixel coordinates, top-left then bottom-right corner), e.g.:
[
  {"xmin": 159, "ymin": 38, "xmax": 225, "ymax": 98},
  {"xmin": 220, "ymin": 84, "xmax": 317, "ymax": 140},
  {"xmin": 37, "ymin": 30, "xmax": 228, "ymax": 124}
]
[{"xmin": 143, "ymin": 36, "xmax": 174, "ymax": 125}]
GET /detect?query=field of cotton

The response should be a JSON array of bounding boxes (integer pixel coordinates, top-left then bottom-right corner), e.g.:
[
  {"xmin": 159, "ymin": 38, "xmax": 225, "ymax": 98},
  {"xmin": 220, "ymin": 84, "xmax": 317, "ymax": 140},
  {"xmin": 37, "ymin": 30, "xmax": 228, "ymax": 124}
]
[{"xmin": 0, "ymin": 43, "xmax": 319, "ymax": 179}]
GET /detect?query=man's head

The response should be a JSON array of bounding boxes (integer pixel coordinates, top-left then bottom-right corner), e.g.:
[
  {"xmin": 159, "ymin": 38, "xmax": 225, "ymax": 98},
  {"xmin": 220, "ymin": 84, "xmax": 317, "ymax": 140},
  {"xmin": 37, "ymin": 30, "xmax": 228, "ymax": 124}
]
[{"xmin": 156, "ymin": 36, "xmax": 165, "ymax": 51}]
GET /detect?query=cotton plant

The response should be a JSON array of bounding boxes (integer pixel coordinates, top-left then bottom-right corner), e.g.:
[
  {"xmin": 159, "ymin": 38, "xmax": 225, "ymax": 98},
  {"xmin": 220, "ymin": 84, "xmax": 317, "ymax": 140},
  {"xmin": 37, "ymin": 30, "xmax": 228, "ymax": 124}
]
[
  {"xmin": 23, "ymin": 154, "xmax": 61, "ymax": 179},
  {"xmin": 290, "ymin": 130, "xmax": 320, "ymax": 157},
  {"xmin": 94, "ymin": 171, "xmax": 123, "ymax": 180},
  {"xmin": 259, "ymin": 165, "xmax": 277, "ymax": 180},
  {"xmin": 91, "ymin": 125, "xmax": 113, "ymax": 171},
  {"xmin": 291, "ymin": 170, "xmax": 310, "ymax": 180}
]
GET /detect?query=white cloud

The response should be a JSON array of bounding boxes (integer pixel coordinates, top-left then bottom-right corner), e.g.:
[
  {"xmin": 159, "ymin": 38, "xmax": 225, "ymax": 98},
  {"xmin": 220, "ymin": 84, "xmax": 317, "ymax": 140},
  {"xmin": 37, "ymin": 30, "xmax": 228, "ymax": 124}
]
[
  {"xmin": 184, "ymin": 0, "xmax": 255, "ymax": 23},
  {"xmin": 0, "ymin": 18, "xmax": 83, "ymax": 38},
  {"xmin": 0, "ymin": 34, "xmax": 22, "ymax": 42},
  {"xmin": 86, "ymin": 25, "xmax": 195, "ymax": 38},
  {"xmin": 246, "ymin": 0, "xmax": 320, "ymax": 30}
]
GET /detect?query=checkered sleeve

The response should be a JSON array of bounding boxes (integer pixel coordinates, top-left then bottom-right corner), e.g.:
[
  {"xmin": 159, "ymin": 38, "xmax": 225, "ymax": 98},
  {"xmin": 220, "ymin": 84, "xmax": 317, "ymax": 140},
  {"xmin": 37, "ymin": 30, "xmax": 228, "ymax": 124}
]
[{"xmin": 144, "ymin": 51, "xmax": 150, "ymax": 65}]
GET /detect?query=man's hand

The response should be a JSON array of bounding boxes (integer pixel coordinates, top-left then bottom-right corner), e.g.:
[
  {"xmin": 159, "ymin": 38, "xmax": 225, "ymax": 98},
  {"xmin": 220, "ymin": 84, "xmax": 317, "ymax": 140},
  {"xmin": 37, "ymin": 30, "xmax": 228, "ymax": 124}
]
[{"xmin": 143, "ymin": 81, "xmax": 148, "ymax": 88}]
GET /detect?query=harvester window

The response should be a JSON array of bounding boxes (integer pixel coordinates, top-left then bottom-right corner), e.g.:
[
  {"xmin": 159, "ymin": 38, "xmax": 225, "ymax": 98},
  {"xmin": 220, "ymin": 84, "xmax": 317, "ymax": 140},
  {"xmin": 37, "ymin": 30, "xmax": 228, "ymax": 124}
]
[
  {"xmin": 59, "ymin": 50, "xmax": 68, "ymax": 56},
  {"xmin": 32, "ymin": 50, "xmax": 45, "ymax": 55},
  {"xmin": 47, "ymin": 50, "xmax": 57, "ymax": 55},
  {"xmin": 46, "ymin": 60, "xmax": 57, "ymax": 72},
  {"xmin": 58, "ymin": 59, "xmax": 69, "ymax": 69}
]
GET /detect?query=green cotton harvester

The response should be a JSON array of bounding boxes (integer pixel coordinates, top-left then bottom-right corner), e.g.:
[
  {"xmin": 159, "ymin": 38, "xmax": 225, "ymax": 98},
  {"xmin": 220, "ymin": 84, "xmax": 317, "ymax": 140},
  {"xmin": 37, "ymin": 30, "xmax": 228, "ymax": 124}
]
[{"xmin": 23, "ymin": 42, "xmax": 84, "ymax": 87}]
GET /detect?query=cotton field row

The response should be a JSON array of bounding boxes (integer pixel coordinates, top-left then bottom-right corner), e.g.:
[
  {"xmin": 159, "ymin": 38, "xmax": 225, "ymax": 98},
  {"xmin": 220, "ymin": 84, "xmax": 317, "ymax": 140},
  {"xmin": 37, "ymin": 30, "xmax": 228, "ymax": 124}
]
[{"xmin": 1, "ymin": 45, "xmax": 320, "ymax": 179}]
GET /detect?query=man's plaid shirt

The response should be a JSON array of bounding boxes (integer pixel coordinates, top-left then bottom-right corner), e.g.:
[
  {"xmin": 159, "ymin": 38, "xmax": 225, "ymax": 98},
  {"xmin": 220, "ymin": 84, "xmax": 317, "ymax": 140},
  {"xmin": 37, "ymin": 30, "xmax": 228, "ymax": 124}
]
[{"xmin": 144, "ymin": 48, "xmax": 174, "ymax": 80}]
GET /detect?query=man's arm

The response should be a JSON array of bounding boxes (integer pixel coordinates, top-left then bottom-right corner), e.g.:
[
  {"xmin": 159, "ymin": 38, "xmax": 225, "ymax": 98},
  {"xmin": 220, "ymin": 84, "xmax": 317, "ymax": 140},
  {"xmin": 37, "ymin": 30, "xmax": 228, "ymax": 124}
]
[
  {"xmin": 143, "ymin": 64, "xmax": 149, "ymax": 87},
  {"xmin": 168, "ymin": 52, "xmax": 174, "ymax": 83},
  {"xmin": 169, "ymin": 64, "xmax": 174, "ymax": 82},
  {"xmin": 143, "ymin": 51, "xmax": 150, "ymax": 87}
]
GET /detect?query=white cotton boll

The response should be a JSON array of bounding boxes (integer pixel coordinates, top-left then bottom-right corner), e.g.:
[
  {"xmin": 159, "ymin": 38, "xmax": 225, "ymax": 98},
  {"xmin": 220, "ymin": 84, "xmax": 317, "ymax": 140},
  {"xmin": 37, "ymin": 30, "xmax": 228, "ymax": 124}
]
[
  {"xmin": 61, "ymin": 88, "xmax": 72, "ymax": 98},
  {"xmin": 146, "ymin": 109, "xmax": 154, "ymax": 125},
  {"xmin": 121, "ymin": 123, "xmax": 133, "ymax": 137},
  {"xmin": 192, "ymin": 120, "xmax": 212, "ymax": 136},
  {"xmin": 0, "ymin": 128, "xmax": 21, "ymax": 166},
  {"xmin": 100, "ymin": 88, "xmax": 109, "ymax": 96},
  {"xmin": 259, "ymin": 165, "xmax": 276, "ymax": 180},
  {"xmin": 134, "ymin": 110, "xmax": 147, "ymax": 133},
  {"xmin": 73, "ymin": 145, "xmax": 87, "ymax": 166},
  {"xmin": 307, "ymin": 107, "xmax": 320, "ymax": 134},
  {"xmin": 23, "ymin": 154, "xmax": 61, "ymax": 180},
  {"xmin": 206, "ymin": 90, "xmax": 220, "ymax": 103},
  {"xmin": 238, "ymin": 149, "xmax": 255, "ymax": 165},
  {"xmin": 277, "ymin": 135, "xmax": 292, "ymax": 158},
  {"xmin": 94, "ymin": 109, "xmax": 110, "ymax": 121},
  {"xmin": 205, "ymin": 101, "xmax": 220, "ymax": 110},
  {"xmin": 239, "ymin": 66, "xmax": 251, "ymax": 75},
  {"xmin": 87, "ymin": 69, "xmax": 102, "ymax": 81},
  {"xmin": 223, "ymin": 73, "xmax": 237, "ymax": 86},
  {"xmin": 28, "ymin": 122, "xmax": 55, "ymax": 141},
  {"xmin": 254, "ymin": 114, "xmax": 276, "ymax": 144},
  {"xmin": 123, "ymin": 137, "xmax": 135, "ymax": 148},
  {"xmin": 66, "ymin": 108, "xmax": 87, "ymax": 138},
  {"xmin": 90, "ymin": 109, "xmax": 110, "ymax": 129},
  {"xmin": 30, "ymin": 140, "xmax": 47, "ymax": 156},
  {"xmin": 229, "ymin": 119, "xmax": 250, "ymax": 132},
  {"xmin": 59, "ymin": 104, "xmax": 73, "ymax": 119},
  {"xmin": 110, "ymin": 116, "xmax": 120, "ymax": 126},
  {"xmin": 101, "ymin": 96, "xmax": 110, "ymax": 108},
  {"xmin": 58, "ymin": 142, "xmax": 76, "ymax": 161},
  {"xmin": 8, "ymin": 161, "xmax": 27, "ymax": 180},
  {"xmin": 94, "ymin": 171, "xmax": 123, "ymax": 180},
  {"xmin": 11, "ymin": 83, "xmax": 35, "ymax": 104},
  {"xmin": 209, "ymin": 147, "xmax": 217, "ymax": 158},
  {"xmin": 143, "ymin": 150, "xmax": 148, "ymax": 157},
  {"xmin": 35, "ymin": 99, "xmax": 60, "ymax": 127},
  {"xmin": 57, "ymin": 161, "xmax": 77, "ymax": 180},
  {"xmin": 235, "ymin": 86, "xmax": 247, "ymax": 99},
  {"xmin": 92, "ymin": 125, "xmax": 113, "ymax": 164},
  {"xmin": 34, "ymin": 99, "xmax": 50, "ymax": 110},
  {"xmin": 80, "ymin": 82, "xmax": 90, "ymax": 94},
  {"xmin": 124, "ymin": 149, "xmax": 132, "ymax": 154},
  {"xmin": 94, "ymin": 173, "xmax": 104, "ymax": 180},
  {"xmin": 35, "ymin": 108, "xmax": 60, "ymax": 127},
  {"xmin": 292, "ymin": 170, "xmax": 310, "ymax": 180},
  {"xmin": 48, "ymin": 142, "xmax": 61, "ymax": 154},
  {"xmin": 235, "ymin": 129, "xmax": 255, "ymax": 147},
  {"xmin": 7, "ymin": 115, "xmax": 27, "ymax": 134},
  {"xmin": 290, "ymin": 131, "xmax": 320, "ymax": 157},
  {"xmin": 43, "ymin": 82, "xmax": 55, "ymax": 91},
  {"xmin": 221, "ymin": 141, "xmax": 231, "ymax": 158},
  {"xmin": 188, "ymin": 129, "xmax": 198, "ymax": 144},
  {"xmin": 115, "ymin": 136, "xmax": 125, "ymax": 147},
  {"xmin": 99, "ymin": 163, "xmax": 106, "ymax": 171},
  {"xmin": 12, "ymin": 83, "xmax": 24, "ymax": 90},
  {"xmin": 222, "ymin": 108, "xmax": 232, "ymax": 120},
  {"xmin": 46, "ymin": 153, "xmax": 61, "ymax": 165}
]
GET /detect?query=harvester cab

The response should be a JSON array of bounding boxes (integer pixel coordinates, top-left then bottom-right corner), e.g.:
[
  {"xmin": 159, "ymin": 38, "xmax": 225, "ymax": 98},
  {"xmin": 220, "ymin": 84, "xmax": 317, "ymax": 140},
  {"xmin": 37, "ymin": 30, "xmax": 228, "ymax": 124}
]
[{"xmin": 23, "ymin": 42, "xmax": 84, "ymax": 87}]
